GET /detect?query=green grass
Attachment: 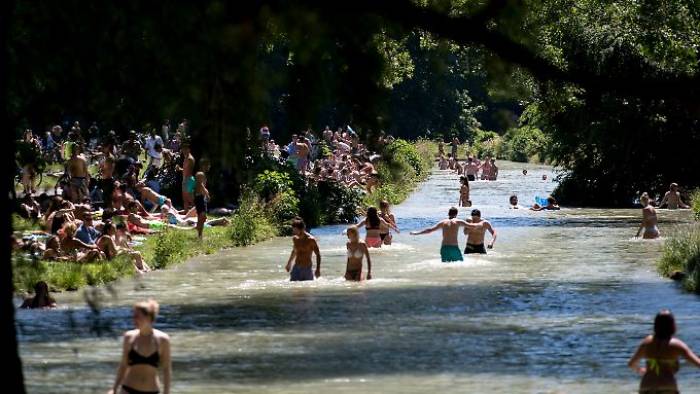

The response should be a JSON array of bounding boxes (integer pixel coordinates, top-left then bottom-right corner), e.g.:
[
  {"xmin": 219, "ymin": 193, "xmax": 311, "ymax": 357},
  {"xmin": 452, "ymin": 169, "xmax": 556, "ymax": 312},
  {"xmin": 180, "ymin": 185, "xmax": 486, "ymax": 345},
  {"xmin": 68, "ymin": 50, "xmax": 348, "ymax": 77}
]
[{"xmin": 658, "ymin": 225, "xmax": 700, "ymax": 293}]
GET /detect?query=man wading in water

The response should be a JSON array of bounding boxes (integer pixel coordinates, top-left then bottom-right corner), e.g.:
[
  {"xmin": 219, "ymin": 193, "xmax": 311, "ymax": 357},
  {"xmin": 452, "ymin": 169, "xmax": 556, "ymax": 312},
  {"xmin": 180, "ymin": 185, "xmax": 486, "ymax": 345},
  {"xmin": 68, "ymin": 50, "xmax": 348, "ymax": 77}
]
[
  {"xmin": 285, "ymin": 218, "xmax": 321, "ymax": 281},
  {"xmin": 410, "ymin": 207, "xmax": 469, "ymax": 262},
  {"xmin": 463, "ymin": 209, "xmax": 497, "ymax": 254}
]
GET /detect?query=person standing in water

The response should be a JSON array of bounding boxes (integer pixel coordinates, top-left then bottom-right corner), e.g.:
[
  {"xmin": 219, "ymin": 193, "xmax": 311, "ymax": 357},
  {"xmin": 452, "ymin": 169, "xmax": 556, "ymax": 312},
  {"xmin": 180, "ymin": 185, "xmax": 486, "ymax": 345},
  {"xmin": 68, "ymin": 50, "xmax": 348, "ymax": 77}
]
[
  {"xmin": 636, "ymin": 192, "xmax": 660, "ymax": 239},
  {"xmin": 458, "ymin": 176, "xmax": 471, "ymax": 207},
  {"xmin": 464, "ymin": 156, "xmax": 479, "ymax": 182},
  {"xmin": 345, "ymin": 226, "xmax": 372, "ymax": 281},
  {"xmin": 628, "ymin": 310, "xmax": 700, "ymax": 393},
  {"xmin": 451, "ymin": 137, "xmax": 460, "ymax": 160},
  {"xmin": 463, "ymin": 209, "xmax": 497, "ymax": 254},
  {"xmin": 111, "ymin": 299, "xmax": 171, "ymax": 394},
  {"xmin": 357, "ymin": 207, "xmax": 399, "ymax": 248},
  {"xmin": 659, "ymin": 183, "xmax": 690, "ymax": 209},
  {"xmin": 285, "ymin": 218, "xmax": 321, "ymax": 281},
  {"xmin": 410, "ymin": 207, "xmax": 469, "ymax": 262},
  {"xmin": 378, "ymin": 200, "xmax": 398, "ymax": 245}
]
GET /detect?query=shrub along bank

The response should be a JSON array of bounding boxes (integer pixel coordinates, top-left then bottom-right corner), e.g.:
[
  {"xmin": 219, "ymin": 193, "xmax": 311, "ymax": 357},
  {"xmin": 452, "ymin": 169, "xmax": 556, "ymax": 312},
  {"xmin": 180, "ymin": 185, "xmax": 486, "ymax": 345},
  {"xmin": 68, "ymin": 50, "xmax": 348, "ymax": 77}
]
[{"xmin": 658, "ymin": 191, "xmax": 700, "ymax": 293}]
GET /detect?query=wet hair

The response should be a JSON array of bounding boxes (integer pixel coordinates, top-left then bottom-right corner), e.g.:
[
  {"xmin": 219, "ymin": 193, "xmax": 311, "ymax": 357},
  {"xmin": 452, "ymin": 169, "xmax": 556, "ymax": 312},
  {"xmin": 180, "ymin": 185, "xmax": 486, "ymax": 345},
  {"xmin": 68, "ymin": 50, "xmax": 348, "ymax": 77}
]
[
  {"xmin": 291, "ymin": 217, "xmax": 305, "ymax": 230},
  {"xmin": 367, "ymin": 207, "xmax": 381, "ymax": 228},
  {"xmin": 471, "ymin": 209, "xmax": 481, "ymax": 217},
  {"xmin": 134, "ymin": 299, "xmax": 159, "ymax": 322},
  {"xmin": 346, "ymin": 225, "xmax": 359, "ymax": 240},
  {"xmin": 653, "ymin": 310, "xmax": 676, "ymax": 342},
  {"xmin": 30, "ymin": 281, "xmax": 55, "ymax": 308},
  {"xmin": 460, "ymin": 176, "xmax": 469, "ymax": 185},
  {"xmin": 509, "ymin": 195, "xmax": 518, "ymax": 204},
  {"xmin": 448, "ymin": 207, "xmax": 458, "ymax": 219}
]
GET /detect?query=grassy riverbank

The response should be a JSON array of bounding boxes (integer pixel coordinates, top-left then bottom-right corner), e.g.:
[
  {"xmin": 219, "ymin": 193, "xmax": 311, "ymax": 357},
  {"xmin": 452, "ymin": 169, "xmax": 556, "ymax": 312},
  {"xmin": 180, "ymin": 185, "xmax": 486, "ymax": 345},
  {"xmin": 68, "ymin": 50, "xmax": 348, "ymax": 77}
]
[
  {"xmin": 657, "ymin": 191, "xmax": 700, "ymax": 293},
  {"xmin": 13, "ymin": 140, "xmax": 435, "ymax": 294}
]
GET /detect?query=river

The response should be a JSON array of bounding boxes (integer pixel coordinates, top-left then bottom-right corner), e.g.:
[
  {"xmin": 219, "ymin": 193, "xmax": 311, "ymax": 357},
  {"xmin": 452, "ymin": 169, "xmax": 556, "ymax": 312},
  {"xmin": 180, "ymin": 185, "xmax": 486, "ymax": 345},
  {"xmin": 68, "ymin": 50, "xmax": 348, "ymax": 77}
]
[{"xmin": 16, "ymin": 161, "xmax": 699, "ymax": 393}]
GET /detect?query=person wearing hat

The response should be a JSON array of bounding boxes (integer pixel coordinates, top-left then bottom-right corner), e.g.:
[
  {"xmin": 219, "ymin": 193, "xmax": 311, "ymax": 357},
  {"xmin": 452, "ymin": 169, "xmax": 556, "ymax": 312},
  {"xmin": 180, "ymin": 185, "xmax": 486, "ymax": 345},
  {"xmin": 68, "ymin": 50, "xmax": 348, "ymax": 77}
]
[{"xmin": 463, "ymin": 209, "xmax": 497, "ymax": 254}]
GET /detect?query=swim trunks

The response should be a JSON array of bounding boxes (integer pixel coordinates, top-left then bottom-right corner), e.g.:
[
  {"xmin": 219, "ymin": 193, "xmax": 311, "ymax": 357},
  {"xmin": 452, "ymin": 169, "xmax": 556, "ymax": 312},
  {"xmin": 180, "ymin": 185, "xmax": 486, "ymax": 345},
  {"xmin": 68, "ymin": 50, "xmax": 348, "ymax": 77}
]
[
  {"xmin": 290, "ymin": 265, "xmax": 314, "ymax": 281},
  {"xmin": 182, "ymin": 176, "xmax": 195, "ymax": 194},
  {"xmin": 194, "ymin": 195, "xmax": 207, "ymax": 214},
  {"xmin": 467, "ymin": 174, "xmax": 475, "ymax": 182},
  {"xmin": 366, "ymin": 236, "xmax": 382, "ymax": 248},
  {"xmin": 69, "ymin": 176, "xmax": 89, "ymax": 202},
  {"xmin": 345, "ymin": 269, "xmax": 362, "ymax": 281},
  {"xmin": 440, "ymin": 245, "xmax": 463, "ymax": 262},
  {"xmin": 464, "ymin": 243, "xmax": 487, "ymax": 254}
]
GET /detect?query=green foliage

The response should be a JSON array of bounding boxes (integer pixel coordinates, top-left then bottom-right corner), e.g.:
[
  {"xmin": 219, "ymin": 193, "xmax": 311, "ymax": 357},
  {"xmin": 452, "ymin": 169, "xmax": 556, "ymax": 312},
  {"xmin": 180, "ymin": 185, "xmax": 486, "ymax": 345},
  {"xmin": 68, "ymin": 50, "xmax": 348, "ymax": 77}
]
[
  {"xmin": 253, "ymin": 170, "xmax": 294, "ymax": 200},
  {"xmin": 267, "ymin": 190, "xmax": 300, "ymax": 235},
  {"xmin": 469, "ymin": 129, "xmax": 502, "ymax": 159},
  {"xmin": 691, "ymin": 189, "xmax": 700, "ymax": 221},
  {"xmin": 500, "ymin": 125, "xmax": 546, "ymax": 163},
  {"xmin": 658, "ymin": 225, "xmax": 700, "ymax": 293},
  {"xmin": 229, "ymin": 190, "xmax": 277, "ymax": 247}
]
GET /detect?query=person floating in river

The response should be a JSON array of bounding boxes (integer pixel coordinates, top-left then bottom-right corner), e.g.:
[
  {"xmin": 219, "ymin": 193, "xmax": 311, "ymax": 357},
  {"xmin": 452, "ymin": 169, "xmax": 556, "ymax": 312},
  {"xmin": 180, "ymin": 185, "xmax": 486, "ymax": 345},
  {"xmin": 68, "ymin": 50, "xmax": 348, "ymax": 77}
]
[
  {"xmin": 410, "ymin": 207, "xmax": 469, "ymax": 262},
  {"xmin": 285, "ymin": 217, "xmax": 321, "ymax": 281},
  {"xmin": 110, "ymin": 299, "xmax": 171, "ymax": 394},
  {"xmin": 628, "ymin": 310, "xmax": 700, "ymax": 393},
  {"xmin": 509, "ymin": 195, "xmax": 520, "ymax": 209},
  {"xmin": 531, "ymin": 196, "xmax": 561, "ymax": 211},
  {"xmin": 345, "ymin": 226, "xmax": 372, "ymax": 281},
  {"xmin": 659, "ymin": 183, "xmax": 690, "ymax": 209},
  {"xmin": 463, "ymin": 209, "xmax": 497, "ymax": 254},
  {"xmin": 458, "ymin": 176, "xmax": 471, "ymax": 207},
  {"xmin": 356, "ymin": 207, "xmax": 399, "ymax": 248},
  {"xmin": 20, "ymin": 281, "xmax": 56, "ymax": 309},
  {"xmin": 635, "ymin": 192, "xmax": 660, "ymax": 239}
]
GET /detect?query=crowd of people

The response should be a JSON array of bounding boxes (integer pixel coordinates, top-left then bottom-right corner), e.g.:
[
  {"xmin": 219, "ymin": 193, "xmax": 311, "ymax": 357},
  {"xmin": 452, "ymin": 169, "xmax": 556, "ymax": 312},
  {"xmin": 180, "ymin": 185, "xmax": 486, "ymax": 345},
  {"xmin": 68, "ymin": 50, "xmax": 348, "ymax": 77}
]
[
  {"xmin": 261, "ymin": 125, "xmax": 393, "ymax": 193},
  {"xmin": 13, "ymin": 119, "xmax": 227, "ymax": 278}
]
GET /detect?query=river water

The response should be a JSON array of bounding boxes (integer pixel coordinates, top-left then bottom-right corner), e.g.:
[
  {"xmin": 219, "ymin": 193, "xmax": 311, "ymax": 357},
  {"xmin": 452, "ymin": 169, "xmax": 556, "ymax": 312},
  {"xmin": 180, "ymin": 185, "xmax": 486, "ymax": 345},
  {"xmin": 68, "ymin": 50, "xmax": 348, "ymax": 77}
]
[{"xmin": 16, "ymin": 161, "xmax": 699, "ymax": 393}]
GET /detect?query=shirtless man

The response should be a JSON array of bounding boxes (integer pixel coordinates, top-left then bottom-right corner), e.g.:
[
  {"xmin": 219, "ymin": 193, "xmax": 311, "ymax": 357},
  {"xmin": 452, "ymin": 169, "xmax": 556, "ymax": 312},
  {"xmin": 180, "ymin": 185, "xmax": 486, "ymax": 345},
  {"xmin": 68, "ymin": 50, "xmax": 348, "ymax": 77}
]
[
  {"xmin": 463, "ymin": 209, "xmax": 497, "ymax": 254},
  {"xmin": 438, "ymin": 155, "xmax": 449, "ymax": 170},
  {"xmin": 659, "ymin": 183, "xmax": 690, "ymax": 209},
  {"xmin": 464, "ymin": 157, "xmax": 479, "ymax": 182},
  {"xmin": 488, "ymin": 159, "xmax": 499, "ymax": 181},
  {"xmin": 410, "ymin": 207, "xmax": 469, "ymax": 262},
  {"xmin": 285, "ymin": 218, "xmax": 321, "ymax": 281},
  {"xmin": 136, "ymin": 182, "xmax": 173, "ymax": 210},
  {"xmin": 67, "ymin": 144, "xmax": 90, "ymax": 203},
  {"xmin": 177, "ymin": 142, "xmax": 196, "ymax": 210},
  {"xmin": 636, "ymin": 193, "xmax": 660, "ymax": 239},
  {"xmin": 99, "ymin": 143, "xmax": 116, "ymax": 207},
  {"xmin": 458, "ymin": 176, "xmax": 471, "ymax": 207}
]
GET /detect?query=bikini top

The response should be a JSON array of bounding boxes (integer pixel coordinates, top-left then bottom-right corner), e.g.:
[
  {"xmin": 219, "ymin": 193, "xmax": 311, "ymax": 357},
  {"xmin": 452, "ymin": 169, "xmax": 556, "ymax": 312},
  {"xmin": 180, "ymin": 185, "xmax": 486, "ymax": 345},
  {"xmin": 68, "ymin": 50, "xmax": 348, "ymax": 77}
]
[
  {"xmin": 647, "ymin": 358, "xmax": 679, "ymax": 375},
  {"xmin": 347, "ymin": 246, "xmax": 364, "ymax": 259},
  {"xmin": 128, "ymin": 335, "xmax": 160, "ymax": 368}
]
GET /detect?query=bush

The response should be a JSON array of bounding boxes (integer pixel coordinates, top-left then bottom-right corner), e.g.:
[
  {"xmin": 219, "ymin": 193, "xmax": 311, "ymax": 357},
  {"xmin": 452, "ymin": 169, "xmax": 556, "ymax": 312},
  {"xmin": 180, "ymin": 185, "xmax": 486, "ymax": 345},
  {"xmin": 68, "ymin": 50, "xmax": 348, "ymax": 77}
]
[
  {"xmin": 230, "ymin": 190, "xmax": 277, "ymax": 246},
  {"xmin": 500, "ymin": 126, "xmax": 546, "ymax": 162},
  {"xmin": 267, "ymin": 189, "xmax": 300, "ymax": 235},
  {"xmin": 253, "ymin": 170, "xmax": 294, "ymax": 201},
  {"xmin": 470, "ymin": 129, "xmax": 502, "ymax": 159},
  {"xmin": 658, "ymin": 225, "xmax": 700, "ymax": 293},
  {"xmin": 691, "ymin": 189, "xmax": 700, "ymax": 220}
]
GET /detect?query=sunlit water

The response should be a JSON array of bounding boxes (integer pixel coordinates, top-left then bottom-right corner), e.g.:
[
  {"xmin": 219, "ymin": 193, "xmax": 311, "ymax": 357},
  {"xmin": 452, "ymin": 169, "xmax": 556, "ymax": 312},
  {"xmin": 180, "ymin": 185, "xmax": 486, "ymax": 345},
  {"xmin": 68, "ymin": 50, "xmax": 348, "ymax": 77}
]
[{"xmin": 16, "ymin": 161, "xmax": 699, "ymax": 393}]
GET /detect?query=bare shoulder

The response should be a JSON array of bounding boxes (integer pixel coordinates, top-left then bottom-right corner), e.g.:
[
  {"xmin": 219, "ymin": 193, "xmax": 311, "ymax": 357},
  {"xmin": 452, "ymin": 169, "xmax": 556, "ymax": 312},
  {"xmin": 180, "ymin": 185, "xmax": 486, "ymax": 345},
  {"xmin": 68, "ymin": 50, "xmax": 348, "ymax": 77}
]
[
  {"xmin": 640, "ymin": 335, "xmax": 653, "ymax": 345},
  {"xmin": 154, "ymin": 329, "xmax": 171, "ymax": 342},
  {"xmin": 670, "ymin": 337, "xmax": 689, "ymax": 350},
  {"xmin": 124, "ymin": 329, "xmax": 139, "ymax": 340}
]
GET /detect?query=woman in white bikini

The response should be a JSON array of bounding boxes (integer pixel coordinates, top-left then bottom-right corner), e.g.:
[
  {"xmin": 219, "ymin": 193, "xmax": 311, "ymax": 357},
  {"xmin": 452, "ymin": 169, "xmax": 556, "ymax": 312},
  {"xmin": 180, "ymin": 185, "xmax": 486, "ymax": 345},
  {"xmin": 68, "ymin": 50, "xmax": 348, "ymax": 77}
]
[
  {"xmin": 636, "ymin": 193, "xmax": 660, "ymax": 239},
  {"xmin": 345, "ymin": 226, "xmax": 372, "ymax": 281}
]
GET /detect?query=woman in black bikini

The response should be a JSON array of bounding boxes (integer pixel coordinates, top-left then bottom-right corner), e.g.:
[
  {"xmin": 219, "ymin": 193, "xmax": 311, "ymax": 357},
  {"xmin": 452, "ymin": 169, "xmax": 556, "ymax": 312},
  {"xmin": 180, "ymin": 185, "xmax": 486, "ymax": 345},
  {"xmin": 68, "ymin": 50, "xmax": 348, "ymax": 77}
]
[
  {"xmin": 111, "ymin": 299, "xmax": 171, "ymax": 394},
  {"xmin": 378, "ymin": 200, "xmax": 399, "ymax": 245}
]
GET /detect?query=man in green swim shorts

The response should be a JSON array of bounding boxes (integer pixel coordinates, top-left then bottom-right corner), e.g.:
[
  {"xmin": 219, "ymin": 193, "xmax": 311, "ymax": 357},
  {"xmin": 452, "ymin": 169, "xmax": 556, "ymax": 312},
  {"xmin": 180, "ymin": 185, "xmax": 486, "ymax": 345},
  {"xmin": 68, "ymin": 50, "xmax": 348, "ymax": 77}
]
[
  {"xmin": 410, "ymin": 207, "xmax": 470, "ymax": 262},
  {"xmin": 177, "ymin": 141, "xmax": 196, "ymax": 210}
]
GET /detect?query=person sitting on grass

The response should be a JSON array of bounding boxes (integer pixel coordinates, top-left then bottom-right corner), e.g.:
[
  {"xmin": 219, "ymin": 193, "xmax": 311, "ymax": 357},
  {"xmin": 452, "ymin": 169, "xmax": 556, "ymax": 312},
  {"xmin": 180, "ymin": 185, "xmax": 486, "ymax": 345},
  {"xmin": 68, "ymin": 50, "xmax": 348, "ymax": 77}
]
[
  {"xmin": 42, "ymin": 235, "xmax": 70, "ymax": 261},
  {"xmin": 97, "ymin": 221, "xmax": 151, "ymax": 273},
  {"xmin": 60, "ymin": 222, "xmax": 104, "ymax": 262},
  {"xmin": 20, "ymin": 281, "xmax": 57, "ymax": 309}
]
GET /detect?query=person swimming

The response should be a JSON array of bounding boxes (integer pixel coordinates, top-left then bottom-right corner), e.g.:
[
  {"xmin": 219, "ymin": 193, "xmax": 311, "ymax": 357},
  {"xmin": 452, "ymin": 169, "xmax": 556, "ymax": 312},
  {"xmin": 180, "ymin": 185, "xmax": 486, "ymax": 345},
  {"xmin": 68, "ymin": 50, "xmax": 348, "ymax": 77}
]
[
  {"xmin": 345, "ymin": 226, "xmax": 372, "ymax": 281},
  {"xmin": 357, "ymin": 207, "xmax": 398, "ymax": 248},
  {"xmin": 509, "ymin": 194, "xmax": 520, "ymax": 209},
  {"xmin": 636, "ymin": 192, "xmax": 660, "ymax": 239},
  {"xmin": 531, "ymin": 196, "xmax": 561, "ymax": 211},
  {"xmin": 628, "ymin": 310, "xmax": 700, "ymax": 393}
]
